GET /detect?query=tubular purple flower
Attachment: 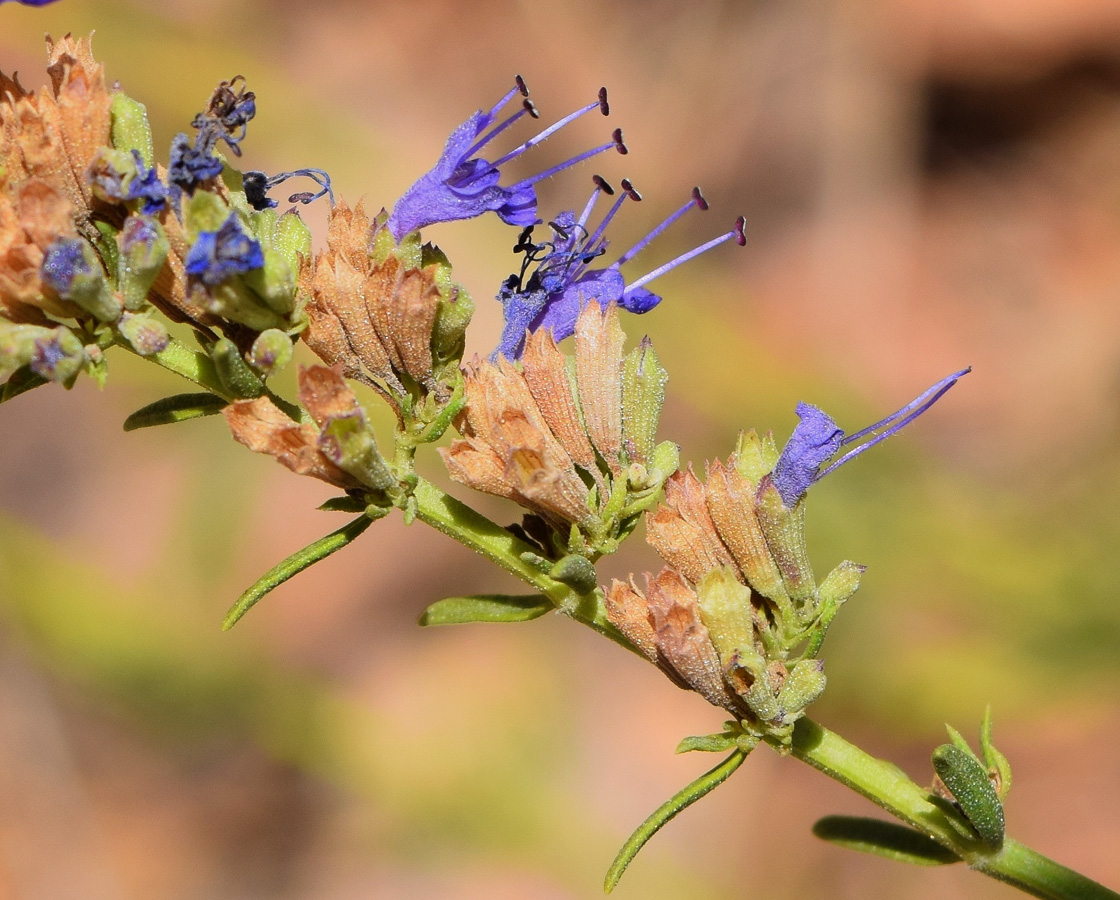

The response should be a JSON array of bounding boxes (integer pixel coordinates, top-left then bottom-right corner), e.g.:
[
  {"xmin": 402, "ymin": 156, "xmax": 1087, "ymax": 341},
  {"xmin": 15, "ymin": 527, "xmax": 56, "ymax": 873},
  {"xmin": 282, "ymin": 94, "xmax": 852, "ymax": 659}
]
[
  {"xmin": 771, "ymin": 368, "xmax": 972, "ymax": 507},
  {"xmin": 493, "ymin": 179, "xmax": 746, "ymax": 360},
  {"xmin": 184, "ymin": 213, "xmax": 265, "ymax": 287},
  {"xmin": 387, "ymin": 78, "xmax": 623, "ymax": 241}
]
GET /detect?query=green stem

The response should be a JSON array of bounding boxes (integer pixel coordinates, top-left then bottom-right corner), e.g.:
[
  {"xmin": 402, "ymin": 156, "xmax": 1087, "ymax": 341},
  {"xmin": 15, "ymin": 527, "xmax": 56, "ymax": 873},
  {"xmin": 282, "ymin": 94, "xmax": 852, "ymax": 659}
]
[
  {"xmin": 410, "ymin": 477, "xmax": 637, "ymax": 653},
  {"xmin": 785, "ymin": 718, "xmax": 1118, "ymax": 900},
  {"xmin": 129, "ymin": 333, "xmax": 230, "ymax": 398}
]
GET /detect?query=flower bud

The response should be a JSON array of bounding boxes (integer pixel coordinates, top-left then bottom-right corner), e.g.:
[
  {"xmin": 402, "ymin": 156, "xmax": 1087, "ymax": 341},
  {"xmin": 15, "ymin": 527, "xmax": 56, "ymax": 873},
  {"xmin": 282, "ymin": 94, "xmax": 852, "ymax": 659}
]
[
  {"xmin": 117, "ymin": 312, "xmax": 169, "ymax": 356},
  {"xmin": 621, "ymin": 336, "xmax": 668, "ymax": 466},
  {"xmin": 118, "ymin": 215, "xmax": 169, "ymax": 310},
  {"xmin": 40, "ymin": 237, "xmax": 121, "ymax": 323},
  {"xmin": 776, "ymin": 659, "xmax": 827, "ymax": 719},
  {"xmin": 695, "ymin": 566, "xmax": 755, "ymax": 668},
  {"xmin": 210, "ymin": 336, "xmax": 265, "ymax": 399},
  {"xmin": 3, "ymin": 323, "xmax": 89, "ymax": 385},
  {"xmin": 317, "ymin": 411, "xmax": 396, "ymax": 493},
  {"xmin": 110, "ymin": 91, "xmax": 155, "ymax": 165},
  {"xmin": 247, "ymin": 328, "xmax": 294, "ymax": 378}
]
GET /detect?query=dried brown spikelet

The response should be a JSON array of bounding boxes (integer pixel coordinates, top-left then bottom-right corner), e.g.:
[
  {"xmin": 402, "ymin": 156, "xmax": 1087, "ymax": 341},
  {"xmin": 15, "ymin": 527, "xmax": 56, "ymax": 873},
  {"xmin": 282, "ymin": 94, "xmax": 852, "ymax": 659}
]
[
  {"xmin": 645, "ymin": 466, "xmax": 735, "ymax": 585},
  {"xmin": 303, "ymin": 200, "xmax": 443, "ymax": 401}
]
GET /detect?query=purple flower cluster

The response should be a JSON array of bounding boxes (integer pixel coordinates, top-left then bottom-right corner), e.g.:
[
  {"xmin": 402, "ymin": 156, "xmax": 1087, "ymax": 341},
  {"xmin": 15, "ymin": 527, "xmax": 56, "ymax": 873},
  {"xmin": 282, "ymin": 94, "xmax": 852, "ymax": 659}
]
[{"xmin": 494, "ymin": 179, "xmax": 745, "ymax": 360}]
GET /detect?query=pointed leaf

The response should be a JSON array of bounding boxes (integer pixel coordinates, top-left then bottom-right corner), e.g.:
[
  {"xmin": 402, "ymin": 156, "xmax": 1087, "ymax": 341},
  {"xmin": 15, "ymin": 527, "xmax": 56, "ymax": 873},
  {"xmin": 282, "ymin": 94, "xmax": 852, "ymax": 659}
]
[
  {"xmin": 944, "ymin": 724, "xmax": 979, "ymax": 761},
  {"xmin": 318, "ymin": 495, "xmax": 369, "ymax": 513},
  {"xmin": 604, "ymin": 749, "xmax": 748, "ymax": 893},
  {"xmin": 222, "ymin": 513, "xmax": 376, "ymax": 630},
  {"xmin": 675, "ymin": 732, "xmax": 738, "ymax": 754},
  {"xmin": 123, "ymin": 392, "xmax": 228, "ymax": 431},
  {"xmin": 1, "ymin": 367, "xmax": 48, "ymax": 404},
  {"xmin": 812, "ymin": 816, "xmax": 961, "ymax": 866},
  {"xmin": 931, "ymin": 744, "xmax": 1005, "ymax": 848},
  {"xmin": 418, "ymin": 594, "xmax": 552, "ymax": 626},
  {"xmin": 980, "ymin": 705, "xmax": 1013, "ymax": 800}
]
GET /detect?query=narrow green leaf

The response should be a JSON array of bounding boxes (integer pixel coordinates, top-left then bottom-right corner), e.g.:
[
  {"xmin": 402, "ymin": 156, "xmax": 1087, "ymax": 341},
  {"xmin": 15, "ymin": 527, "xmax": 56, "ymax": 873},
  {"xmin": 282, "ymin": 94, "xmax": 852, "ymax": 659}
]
[
  {"xmin": 944, "ymin": 724, "xmax": 979, "ymax": 761},
  {"xmin": 675, "ymin": 732, "xmax": 738, "ymax": 754},
  {"xmin": 123, "ymin": 392, "xmax": 227, "ymax": 431},
  {"xmin": 812, "ymin": 816, "xmax": 961, "ymax": 866},
  {"xmin": 222, "ymin": 514, "xmax": 376, "ymax": 630},
  {"xmin": 604, "ymin": 749, "xmax": 748, "ymax": 893},
  {"xmin": 980, "ymin": 705, "xmax": 1013, "ymax": 800},
  {"xmin": 932, "ymin": 744, "xmax": 1005, "ymax": 847},
  {"xmin": 418, "ymin": 594, "xmax": 552, "ymax": 626},
  {"xmin": 1, "ymin": 367, "xmax": 48, "ymax": 403},
  {"xmin": 318, "ymin": 495, "xmax": 369, "ymax": 513}
]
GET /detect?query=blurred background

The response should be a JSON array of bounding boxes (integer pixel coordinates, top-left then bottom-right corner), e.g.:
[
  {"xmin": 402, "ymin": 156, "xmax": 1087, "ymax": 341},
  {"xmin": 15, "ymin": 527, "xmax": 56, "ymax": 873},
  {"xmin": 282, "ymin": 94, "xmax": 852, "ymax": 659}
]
[{"xmin": 2, "ymin": 0, "xmax": 1120, "ymax": 897}]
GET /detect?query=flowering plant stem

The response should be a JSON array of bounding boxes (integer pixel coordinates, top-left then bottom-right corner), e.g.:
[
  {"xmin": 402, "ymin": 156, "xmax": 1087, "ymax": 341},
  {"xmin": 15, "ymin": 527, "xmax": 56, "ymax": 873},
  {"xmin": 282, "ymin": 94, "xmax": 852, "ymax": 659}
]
[
  {"xmin": 785, "ymin": 719, "xmax": 1118, "ymax": 900},
  {"xmin": 127, "ymin": 342, "xmax": 1116, "ymax": 900}
]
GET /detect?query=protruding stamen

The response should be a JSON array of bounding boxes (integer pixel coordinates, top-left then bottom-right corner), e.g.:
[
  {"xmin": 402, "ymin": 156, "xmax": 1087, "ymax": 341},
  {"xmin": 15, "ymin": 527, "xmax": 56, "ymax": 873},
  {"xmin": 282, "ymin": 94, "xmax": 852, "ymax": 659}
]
[
  {"xmin": 621, "ymin": 178, "xmax": 642, "ymax": 201},
  {"xmin": 592, "ymin": 174, "xmax": 615, "ymax": 195},
  {"xmin": 612, "ymin": 128, "xmax": 628, "ymax": 155},
  {"xmin": 598, "ymin": 87, "xmax": 609, "ymax": 116},
  {"xmin": 515, "ymin": 74, "xmax": 529, "ymax": 96},
  {"xmin": 733, "ymin": 215, "xmax": 747, "ymax": 246},
  {"xmin": 612, "ymin": 190, "xmax": 704, "ymax": 268},
  {"xmin": 622, "ymin": 221, "xmax": 746, "ymax": 295},
  {"xmin": 582, "ymin": 183, "xmax": 639, "ymax": 254},
  {"xmin": 692, "ymin": 186, "xmax": 709, "ymax": 211},
  {"xmin": 819, "ymin": 368, "xmax": 972, "ymax": 478},
  {"xmin": 490, "ymin": 97, "xmax": 605, "ymax": 168},
  {"xmin": 507, "ymin": 138, "xmax": 619, "ymax": 191},
  {"xmin": 465, "ymin": 100, "xmax": 535, "ymax": 158}
]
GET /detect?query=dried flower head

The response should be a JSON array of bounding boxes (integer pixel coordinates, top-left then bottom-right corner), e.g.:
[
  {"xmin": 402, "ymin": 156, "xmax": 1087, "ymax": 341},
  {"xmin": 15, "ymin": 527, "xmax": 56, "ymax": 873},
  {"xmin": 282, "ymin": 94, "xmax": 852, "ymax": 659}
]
[
  {"xmin": 224, "ymin": 364, "xmax": 393, "ymax": 493},
  {"xmin": 442, "ymin": 302, "xmax": 675, "ymax": 554},
  {"xmin": 607, "ymin": 372, "xmax": 967, "ymax": 734},
  {"xmin": 303, "ymin": 200, "xmax": 472, "ymax": 416}
]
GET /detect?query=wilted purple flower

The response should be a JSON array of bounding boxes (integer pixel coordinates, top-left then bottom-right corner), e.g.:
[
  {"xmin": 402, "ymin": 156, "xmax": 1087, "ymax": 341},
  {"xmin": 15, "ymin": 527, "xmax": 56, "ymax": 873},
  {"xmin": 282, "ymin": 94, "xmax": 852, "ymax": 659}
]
[
  {"xmin": 90, "ymin": 149, "xmax": 169, "ymax": 214},
  {"xmin": 169, "ymin": 76, "xmax": 257, "ymax": 194},
  {"xmin": 184, "ymin": 213, "xmax": 264, "ymax": 287},
  {"xmin": 387, "ymin": 78, "xmax": 624, "ymax": 240},
  {"xmin": 771, "ymin": 368, "xmax": 971, "ymax": 507},
  {"xmin": 492, "ymin": 178, "xmax": 746, "ymax": 360}
]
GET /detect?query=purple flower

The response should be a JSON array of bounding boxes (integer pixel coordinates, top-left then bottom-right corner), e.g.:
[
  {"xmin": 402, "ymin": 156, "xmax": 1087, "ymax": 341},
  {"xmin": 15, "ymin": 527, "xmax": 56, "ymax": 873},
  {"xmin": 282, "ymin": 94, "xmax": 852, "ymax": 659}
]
[
  {"xmin": 493, "ymin": 178, "xmax": 746, "ymax": 360},
  {"xmin": 168, "ymin": 132, "xmax": 224, "ymax": 194},
  {"xmin": 387, "ymin": 77, "xmax": 624, "ymax": 241},
  {"xmin": 40, "ymin": 238, "xmax": 94, "ymax": 296},
  {"xmin": 771, "ymin": 368, "xmax": 971, "ymax": 507},
  {"xmin": 169, "ymin": 77, "xmax": 258, "ymax": 195},
  {"xmin": 184, "ymin": 213, "xmax": 264, "ymax": 287}
]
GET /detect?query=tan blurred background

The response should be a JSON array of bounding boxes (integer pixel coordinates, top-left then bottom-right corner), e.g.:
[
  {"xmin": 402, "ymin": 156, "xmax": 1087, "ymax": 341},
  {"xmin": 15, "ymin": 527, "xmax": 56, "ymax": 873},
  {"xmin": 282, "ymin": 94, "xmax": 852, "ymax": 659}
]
[{"xmin": 2, "ymin": 0, "xmax": 1120, "ymax": 897}]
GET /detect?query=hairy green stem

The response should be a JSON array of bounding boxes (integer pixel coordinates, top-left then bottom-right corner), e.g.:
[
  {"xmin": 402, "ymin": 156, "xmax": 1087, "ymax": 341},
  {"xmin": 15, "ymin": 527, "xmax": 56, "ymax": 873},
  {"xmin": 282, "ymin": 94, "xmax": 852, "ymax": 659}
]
[
  {"xmin": 410, "ymin": 477, "xmax": 637, "ymax": 653},
  {"xmin": 785, "ymin": 718, "xmax": 1118, "ymax": 900}
]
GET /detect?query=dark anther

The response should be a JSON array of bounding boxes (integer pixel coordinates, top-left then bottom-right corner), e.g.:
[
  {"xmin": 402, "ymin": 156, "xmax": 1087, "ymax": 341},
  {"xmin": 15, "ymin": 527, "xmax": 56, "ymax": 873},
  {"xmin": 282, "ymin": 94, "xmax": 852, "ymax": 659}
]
[
  {"xmin": 523, "ymin": 98, "xmax": 540, "ymax": 119},
  {"xmin": 612, "ymin": 128, "xmax": 628, "ymax": 154},
  {"xmin": 592, "ymin": 174, "xmax": 615, "ymax": 195},
  {"xmin": 734, "ymin": 215, "xmax": 747, "ymax": 245},
  {"xmin": 243, "ymin": 170, "xmax": 270, "ymax": 210},
  {"xmin": 513, "ymin": 225, "xmax": 536, "ymax": 252},
  {"xmin": 621, "ymin": 178, "xmax": 642, "ymax": 201},
  {"xmin": 692, "ymin": 186, "xmax": 709, "ymax": 211},
  {"xmin": 548, "ymin": 220, "xmax": 571, "ymax": 240},
  {"xmin": 598, "ymin": 87, "xmax": 609, "ymax": 116},
  {"xmin": 515, "ymin": 74, "xmax": 529, "ymax": 96}
]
